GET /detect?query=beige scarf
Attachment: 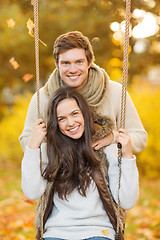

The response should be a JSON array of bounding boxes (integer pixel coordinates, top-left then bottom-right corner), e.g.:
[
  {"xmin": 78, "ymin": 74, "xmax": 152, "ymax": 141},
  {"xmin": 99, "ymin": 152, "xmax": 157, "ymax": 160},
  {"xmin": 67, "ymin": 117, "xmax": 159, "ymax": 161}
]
[{"xmin": 44, "ymin": 63, "xmax": 109, "ymax": 108}]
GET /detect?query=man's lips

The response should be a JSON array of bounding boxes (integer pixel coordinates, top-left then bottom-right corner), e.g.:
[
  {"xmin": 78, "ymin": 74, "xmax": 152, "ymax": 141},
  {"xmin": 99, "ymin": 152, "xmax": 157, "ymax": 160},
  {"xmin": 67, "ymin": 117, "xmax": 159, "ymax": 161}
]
[{"xmin": 67, "ymin": 74, "xmax": 80, "ymax": 80}]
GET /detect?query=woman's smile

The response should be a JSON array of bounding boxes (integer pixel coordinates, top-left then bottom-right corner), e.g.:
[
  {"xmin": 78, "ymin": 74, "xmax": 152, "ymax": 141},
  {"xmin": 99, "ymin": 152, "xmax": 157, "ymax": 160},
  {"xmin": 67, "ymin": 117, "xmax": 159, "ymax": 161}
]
[{"xmin": 68, "ymin": 125, "xmax": 80, "ymax": 132}]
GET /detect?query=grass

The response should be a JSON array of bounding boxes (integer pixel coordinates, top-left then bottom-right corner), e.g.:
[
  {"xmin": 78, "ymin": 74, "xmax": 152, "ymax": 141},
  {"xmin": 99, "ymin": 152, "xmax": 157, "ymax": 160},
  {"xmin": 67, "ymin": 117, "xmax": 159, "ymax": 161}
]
[
  {"xmin": 0, "ymin": 159, "xmax": 159, "ymax": 240},
  {"xmin": 125, "ymin": 177, "xmax": 160, "ymax": 239}
]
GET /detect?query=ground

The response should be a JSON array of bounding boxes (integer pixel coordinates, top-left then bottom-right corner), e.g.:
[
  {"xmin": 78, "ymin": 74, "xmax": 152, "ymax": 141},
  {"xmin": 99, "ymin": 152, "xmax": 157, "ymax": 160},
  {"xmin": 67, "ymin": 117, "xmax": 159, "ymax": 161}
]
[{"xmin": 0, "ymin": 159, "xmax": 159, "ymax": 240}]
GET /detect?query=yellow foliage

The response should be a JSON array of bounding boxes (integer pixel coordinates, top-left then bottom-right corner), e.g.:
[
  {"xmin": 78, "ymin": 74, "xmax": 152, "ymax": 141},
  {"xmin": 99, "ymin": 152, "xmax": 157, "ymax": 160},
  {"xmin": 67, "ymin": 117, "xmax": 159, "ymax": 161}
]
[
  {"xmin": 108, "ymin": 58, "xmax": 123, "ymax": 67},
  {"xmin": 110, "ymin": 68, "xmax": 122, "ymax": 82},
  {"xmin": 0, "ymin": 92, "xmax": 32, "ymax": 162},
  {"xmin": 129, "ymin": 84, "xmax": 160, "ymax": 179}
]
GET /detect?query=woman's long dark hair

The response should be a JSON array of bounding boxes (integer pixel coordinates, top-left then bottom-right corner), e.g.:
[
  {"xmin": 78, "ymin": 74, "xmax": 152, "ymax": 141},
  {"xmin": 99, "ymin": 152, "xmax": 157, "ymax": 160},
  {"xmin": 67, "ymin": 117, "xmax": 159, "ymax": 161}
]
[{"xmin": 44, "ymin": 87, "xmax": 99, "ymax": 199}]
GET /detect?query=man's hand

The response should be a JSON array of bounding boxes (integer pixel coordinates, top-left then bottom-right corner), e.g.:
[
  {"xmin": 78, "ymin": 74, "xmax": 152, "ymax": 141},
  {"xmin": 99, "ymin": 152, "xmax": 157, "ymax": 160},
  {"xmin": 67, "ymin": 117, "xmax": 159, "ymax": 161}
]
[
  {"xmin": 92, "ymin": 132, "xmax": 114, "ymax": 150},
  {"xmin": 115, "ymin": 128, "xmax": 133, "ymax": 159}
]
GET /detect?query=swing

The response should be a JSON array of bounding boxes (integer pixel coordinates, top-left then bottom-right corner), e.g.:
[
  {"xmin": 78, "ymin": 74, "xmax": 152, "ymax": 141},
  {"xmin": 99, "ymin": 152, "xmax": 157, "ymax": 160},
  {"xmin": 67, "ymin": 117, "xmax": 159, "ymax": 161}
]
[{"xmin": 32, "ymin": 0, "xmax": 131, "ymax": 239}]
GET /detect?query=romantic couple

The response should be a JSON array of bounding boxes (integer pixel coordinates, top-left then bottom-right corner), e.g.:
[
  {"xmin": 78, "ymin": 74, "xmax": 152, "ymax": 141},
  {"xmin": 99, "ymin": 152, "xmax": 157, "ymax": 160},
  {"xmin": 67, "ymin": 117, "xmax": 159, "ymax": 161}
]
[{"xmin": 20, "ymin": 31, "xmax": 147, "ymax": 240}]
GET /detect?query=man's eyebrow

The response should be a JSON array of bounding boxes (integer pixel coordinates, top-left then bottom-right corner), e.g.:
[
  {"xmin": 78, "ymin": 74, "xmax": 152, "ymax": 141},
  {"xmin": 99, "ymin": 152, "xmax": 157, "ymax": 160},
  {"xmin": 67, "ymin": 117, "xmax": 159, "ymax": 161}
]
[
  {"xmin": 76, "ymin": 58, "xmax": 85, "ymax": 62},
  {"xmin": 60, "ymin": 60, "xmax": 70, "ymax": 63},
  {"xmin": 60, "ymin": 58, "xmax": 85, "ymax": 63}
]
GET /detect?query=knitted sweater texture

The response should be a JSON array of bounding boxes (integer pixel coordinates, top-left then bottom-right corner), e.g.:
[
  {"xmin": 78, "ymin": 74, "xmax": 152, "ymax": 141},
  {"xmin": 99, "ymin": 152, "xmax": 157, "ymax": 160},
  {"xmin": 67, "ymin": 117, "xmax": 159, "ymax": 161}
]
[{"xmin": 21, "ymin": 143, "xmax": 139, "ymax": 240}]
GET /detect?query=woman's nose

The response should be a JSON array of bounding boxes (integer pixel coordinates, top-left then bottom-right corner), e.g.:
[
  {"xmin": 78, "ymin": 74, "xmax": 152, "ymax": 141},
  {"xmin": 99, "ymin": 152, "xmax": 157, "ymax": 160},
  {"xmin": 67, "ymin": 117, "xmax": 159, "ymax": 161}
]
[{"xmin": 67, "ymin": 117, "xmax": 75, "ymax": 126}]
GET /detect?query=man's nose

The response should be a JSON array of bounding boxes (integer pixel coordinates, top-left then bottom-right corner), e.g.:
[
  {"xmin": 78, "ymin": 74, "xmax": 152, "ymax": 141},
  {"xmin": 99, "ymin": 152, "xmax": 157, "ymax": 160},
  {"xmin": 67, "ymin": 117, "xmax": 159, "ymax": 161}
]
[{"xmin": 69, "ymin": 63, "xmax": 77, "ymax": 73}]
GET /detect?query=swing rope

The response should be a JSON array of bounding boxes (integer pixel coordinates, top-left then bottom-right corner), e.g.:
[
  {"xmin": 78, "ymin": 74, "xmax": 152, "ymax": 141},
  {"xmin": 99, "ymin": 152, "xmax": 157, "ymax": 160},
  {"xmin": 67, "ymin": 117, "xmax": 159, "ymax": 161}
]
[
  {"xmin": 33, "ymin": 0, "xmax": 44, "ymax": 238},
  {"xmin": 32, "ymin": 0, "xmax": 131, "ymax": 238},
  {"xmin": 117, "ymin": 0, "xmax": 131, "ymax": 234}
]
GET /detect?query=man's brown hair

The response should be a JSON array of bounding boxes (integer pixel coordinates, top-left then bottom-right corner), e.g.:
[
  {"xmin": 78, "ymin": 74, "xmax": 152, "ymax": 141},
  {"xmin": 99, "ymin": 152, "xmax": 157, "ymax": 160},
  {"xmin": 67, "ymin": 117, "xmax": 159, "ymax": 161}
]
[{"xmin": 53, "ymin": 31, "xmax": 95, "ymax": 66}]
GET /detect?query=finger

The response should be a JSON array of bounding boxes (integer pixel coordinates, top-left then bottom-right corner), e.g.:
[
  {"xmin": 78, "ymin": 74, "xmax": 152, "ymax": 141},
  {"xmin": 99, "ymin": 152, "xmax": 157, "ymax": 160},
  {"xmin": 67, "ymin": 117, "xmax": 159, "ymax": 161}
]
[
  {"xmin": 92, "ymin": 143, "xmax": 99, "ymax": 149},
  {"xmin": 36, "ymin": 118, "xmax": 43, "ymax": 124},
  {"xmin": 40, "ymin": 129, "xmax": 47, "ymax": 134},
  {"xmin": 93, "ymin": 144, "xmax": 101, "ymax": 150},
  {"xmin": 39, "ymin": 123, "xmax": 46, "ymax": 128},
  {"xmin": 118, "ymin": 129, "xmax": 130, "ymax": 137},
  {"xmin": 92, "ymin": 140, "xmax": 100, "ymax": 148}
]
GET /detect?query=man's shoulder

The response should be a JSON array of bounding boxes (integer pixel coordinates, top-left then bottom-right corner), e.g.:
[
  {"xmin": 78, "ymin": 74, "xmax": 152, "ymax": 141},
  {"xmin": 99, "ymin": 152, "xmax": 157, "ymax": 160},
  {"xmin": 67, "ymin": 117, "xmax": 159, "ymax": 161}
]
[
  {"xmin": 109, "ymin": 79, "xmax": 122, "ymax": 89},
  {"xmin": 108, "ymin": 80, "xmax": 122, "ymax": 96},
  {"xmin": 28, "ymin": 86, "xmax": 50, "ymax": 111},
  {"xmin": 31, "ymin": 86, "xmax": 49, "ymax": 101}
]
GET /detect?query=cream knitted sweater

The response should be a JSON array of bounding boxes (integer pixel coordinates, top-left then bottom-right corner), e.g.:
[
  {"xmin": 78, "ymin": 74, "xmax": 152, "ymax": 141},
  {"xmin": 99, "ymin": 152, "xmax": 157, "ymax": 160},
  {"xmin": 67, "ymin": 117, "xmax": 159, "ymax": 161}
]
[
  {"xmin": 19, "ymin": 64, "xmax": 147, "ymax": 153},
  {"xmin": 21, "ymin": 143, "xmax": 139, "ymax": 240}
]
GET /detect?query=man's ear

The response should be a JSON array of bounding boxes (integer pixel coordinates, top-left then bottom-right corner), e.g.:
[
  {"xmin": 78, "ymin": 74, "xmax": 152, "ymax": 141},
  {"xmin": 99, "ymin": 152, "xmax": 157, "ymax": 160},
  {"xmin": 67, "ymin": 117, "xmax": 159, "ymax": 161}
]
[
  {"xmin": 55, "ymin": 60, "xmax": 59, "ymax": 69},
  {"xmin": 88, "ymin": 61, "xmax": 93, "ymax": 68}
]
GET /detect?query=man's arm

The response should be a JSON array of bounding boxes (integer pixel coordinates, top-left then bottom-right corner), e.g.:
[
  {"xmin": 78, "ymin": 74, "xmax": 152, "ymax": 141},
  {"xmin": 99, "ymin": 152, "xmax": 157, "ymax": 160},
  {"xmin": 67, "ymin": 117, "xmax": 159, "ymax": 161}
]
[
  {"xmin": 120, "ymin": 91, "xmax": 148, "ymax": 153},
  {"xmin": 93, "ymin": 81, "xmax": 147, "ymax": 153},
  {"xmin": 19, "ymin": 92, "xmax": 38, "ymax": 151}
]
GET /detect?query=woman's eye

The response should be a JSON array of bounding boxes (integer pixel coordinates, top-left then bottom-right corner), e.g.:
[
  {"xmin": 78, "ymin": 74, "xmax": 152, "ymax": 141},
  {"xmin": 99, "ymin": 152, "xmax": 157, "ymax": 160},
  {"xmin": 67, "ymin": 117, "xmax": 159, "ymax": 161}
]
[
  {"xmin": 58, "ymin": 118, "xmax": 65, "ymax": 122},
  {"xmin": 73, "ymin": 112, "xmax": 78, "ymax": 116}
]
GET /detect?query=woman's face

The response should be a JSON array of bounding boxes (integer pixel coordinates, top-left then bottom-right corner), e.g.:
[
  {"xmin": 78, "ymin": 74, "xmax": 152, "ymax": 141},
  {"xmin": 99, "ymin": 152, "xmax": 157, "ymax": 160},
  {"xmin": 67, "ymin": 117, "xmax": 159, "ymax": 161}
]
[{"xmin": 56, "ymin": 98, "xmax": 85, "ymax": 139}]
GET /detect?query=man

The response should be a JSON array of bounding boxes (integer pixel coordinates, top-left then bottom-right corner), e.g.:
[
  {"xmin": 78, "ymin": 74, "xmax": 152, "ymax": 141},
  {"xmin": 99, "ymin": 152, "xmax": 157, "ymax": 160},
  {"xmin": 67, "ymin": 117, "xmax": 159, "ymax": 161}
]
[{"xmin": 19, "ymin": 31, "xmax": 147, "ymax": 152}]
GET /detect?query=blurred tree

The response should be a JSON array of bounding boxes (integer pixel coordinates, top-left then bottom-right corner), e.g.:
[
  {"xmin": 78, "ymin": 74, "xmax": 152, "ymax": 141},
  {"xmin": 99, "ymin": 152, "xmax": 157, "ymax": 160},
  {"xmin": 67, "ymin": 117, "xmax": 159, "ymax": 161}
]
[
  {"xmin": 129, "ymin": 84, "xmax": 160, "ymax": 179},
  {"xmin": 0, "ymin": 0, "xmax": 160, "ymax": 178},
  {"xmin": 0, "ymin": 0, "xmax": 160, "ymax": 117}
]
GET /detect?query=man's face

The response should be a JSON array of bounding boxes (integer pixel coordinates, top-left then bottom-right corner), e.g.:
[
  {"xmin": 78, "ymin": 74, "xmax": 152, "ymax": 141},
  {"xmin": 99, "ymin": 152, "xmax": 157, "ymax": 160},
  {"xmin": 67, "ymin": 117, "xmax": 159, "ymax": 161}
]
[{"xmin": 57, "ymin": 48, "xmax": 91, "ymax": 90}]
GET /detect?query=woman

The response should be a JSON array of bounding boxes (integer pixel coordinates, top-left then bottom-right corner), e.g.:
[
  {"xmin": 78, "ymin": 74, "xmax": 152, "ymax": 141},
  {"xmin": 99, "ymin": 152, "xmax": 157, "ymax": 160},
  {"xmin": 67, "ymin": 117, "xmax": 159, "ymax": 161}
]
[{"xmin": 21, "ymin": 87, "xmax": 139, "ymax": 240}]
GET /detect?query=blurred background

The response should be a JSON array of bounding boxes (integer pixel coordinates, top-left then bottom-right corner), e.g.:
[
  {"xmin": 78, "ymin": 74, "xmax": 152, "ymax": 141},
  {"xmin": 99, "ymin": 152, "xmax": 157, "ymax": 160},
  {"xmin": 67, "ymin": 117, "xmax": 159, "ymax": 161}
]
[{"xmin": 0, "ymin": 0, "xmax": 160, "ymax": 239}]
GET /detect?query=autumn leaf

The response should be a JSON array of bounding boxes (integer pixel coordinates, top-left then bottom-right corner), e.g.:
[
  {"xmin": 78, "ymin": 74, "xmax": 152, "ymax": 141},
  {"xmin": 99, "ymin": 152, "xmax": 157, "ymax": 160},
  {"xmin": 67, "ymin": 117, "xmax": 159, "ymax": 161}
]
[
  {"xmin": 23, "ymin": 198, "xmax": 34, "ymax": 205},
  {"xmin": 102, "ymin": 229, "xmax": 110, "ymax": 235},
  {"xmin": 6, "ymin": 18, "xmax": 15, "ymax": 28},
  {"xmin": 27, "ymin": 18, "xmax": 35, "ymax": 37},
  {"xmin": 26, "ymin": 18, "xmax": 47, "ymax": 47},
  {"xmin": 9, "ymin": 57, "xmax": 20, "ymax": 69},
  {"xmin": 92, "ymin": 37, "xmax": 100, "ymax": 44},
  {"xmin": 23, "ymin": 73, "xmax": 34, "ymax": 83}
]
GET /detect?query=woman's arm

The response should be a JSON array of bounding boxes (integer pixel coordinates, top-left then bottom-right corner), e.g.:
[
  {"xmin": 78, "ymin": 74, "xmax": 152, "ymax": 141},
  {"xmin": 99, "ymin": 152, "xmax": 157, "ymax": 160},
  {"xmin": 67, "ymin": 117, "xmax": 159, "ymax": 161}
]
[
  {"xmin": 21, "ymin": 143, "xmax": 48, "ymax": 200},
  {"xmin": 105, "ymin": 129, "xmax": 139, "ymax": 209},
  {"xmin": 21, "ymin": 119, "xmax": 47, "ymax": 200}
]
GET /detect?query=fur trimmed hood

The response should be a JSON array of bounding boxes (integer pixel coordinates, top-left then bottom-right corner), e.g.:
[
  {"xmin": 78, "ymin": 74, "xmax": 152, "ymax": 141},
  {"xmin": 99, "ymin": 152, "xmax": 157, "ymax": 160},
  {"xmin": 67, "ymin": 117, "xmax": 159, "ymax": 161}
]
[{"xmin": 92, "ymin": 112, "xmax": 114, "ymax": 142}]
